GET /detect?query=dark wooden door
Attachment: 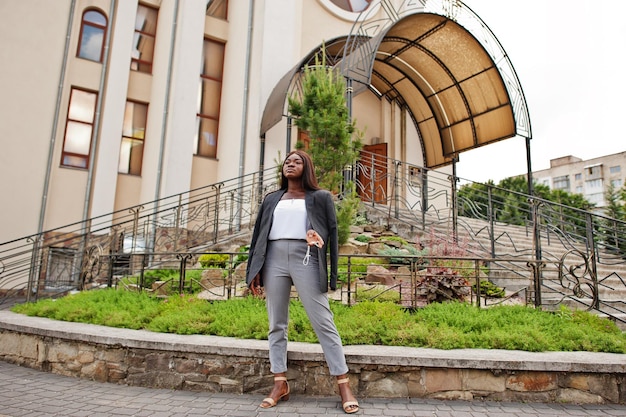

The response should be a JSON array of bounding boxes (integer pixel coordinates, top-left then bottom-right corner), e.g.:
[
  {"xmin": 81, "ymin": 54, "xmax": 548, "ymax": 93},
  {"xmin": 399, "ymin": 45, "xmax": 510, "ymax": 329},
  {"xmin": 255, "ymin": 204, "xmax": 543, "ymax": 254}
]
[{"xmin": 357, "ymin": 143, "xmax": 388, "ymax": 203}]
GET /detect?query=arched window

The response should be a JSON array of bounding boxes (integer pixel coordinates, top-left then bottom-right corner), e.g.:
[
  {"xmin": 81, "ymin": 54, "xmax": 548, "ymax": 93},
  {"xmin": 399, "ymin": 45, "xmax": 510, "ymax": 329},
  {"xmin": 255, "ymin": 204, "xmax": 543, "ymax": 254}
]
[{"xmin": 77, "ymin": 9, "xmax": 107, "ymax": 62}]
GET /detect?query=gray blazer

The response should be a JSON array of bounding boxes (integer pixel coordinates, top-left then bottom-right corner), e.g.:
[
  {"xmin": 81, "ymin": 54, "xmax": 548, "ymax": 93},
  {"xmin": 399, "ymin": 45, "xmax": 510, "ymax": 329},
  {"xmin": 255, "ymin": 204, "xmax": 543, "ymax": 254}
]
[{"xmin": 246, "ymin": 188, "xmax": 339, "ymax": 292}]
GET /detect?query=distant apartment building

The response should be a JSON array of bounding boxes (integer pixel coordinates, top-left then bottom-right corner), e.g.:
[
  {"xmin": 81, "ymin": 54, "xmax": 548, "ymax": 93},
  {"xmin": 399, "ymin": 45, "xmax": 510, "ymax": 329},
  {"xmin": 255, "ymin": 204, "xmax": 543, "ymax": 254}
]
[{"xmin": 532, "ymin": 152, "xmax": 626, "ymax": 208}]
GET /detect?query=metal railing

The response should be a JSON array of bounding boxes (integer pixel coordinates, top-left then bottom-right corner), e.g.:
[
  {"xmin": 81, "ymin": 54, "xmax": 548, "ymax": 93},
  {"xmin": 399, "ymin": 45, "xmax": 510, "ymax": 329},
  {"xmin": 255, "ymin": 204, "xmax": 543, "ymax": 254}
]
[
  {"xmin": 0, "ymin": 166, "xmax": 279, "ymax": 306},
  {"xmin": 353, "ymin": 151, "xmax": 626, "ymax": 321},
  {"xmin": 2, "ymin": 151, "xmax": 625, "ymax": 325}
]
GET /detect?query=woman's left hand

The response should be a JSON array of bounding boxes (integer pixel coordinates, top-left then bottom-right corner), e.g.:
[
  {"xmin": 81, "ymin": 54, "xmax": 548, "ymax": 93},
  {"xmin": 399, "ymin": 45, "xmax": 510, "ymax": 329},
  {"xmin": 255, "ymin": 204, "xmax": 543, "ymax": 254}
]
[{"xmin": 306, "ymin": 229, "xmax": 324, "ymax": 248}]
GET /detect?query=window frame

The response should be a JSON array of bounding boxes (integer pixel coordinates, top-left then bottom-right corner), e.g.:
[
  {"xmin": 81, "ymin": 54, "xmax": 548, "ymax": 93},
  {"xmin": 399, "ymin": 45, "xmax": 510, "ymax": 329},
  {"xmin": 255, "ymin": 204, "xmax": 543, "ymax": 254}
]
[
  {"xmin": 131, "ymin": 4, "xmax": 158, "ymax": 74},
  {"xmin": 552, "ymin": 175, "xmax": 570, "ymax": 191},
  {"xmin": 206, "ymin": 0, "xmax": 228, "ymax": 20},
  {"xmin": 195, "ymin": 37, "xmax": 225, "ymax": 159},
  {"xmin": 118, "ymin": 100, "xmax": 148, "ymax": 176},
  {"xmin": 61, "ymin": 87, "xmax": 98, "ymax": 170},
  {"xmin": 77, "ymin": 8, "xmax": 108, "ymax": 62}
]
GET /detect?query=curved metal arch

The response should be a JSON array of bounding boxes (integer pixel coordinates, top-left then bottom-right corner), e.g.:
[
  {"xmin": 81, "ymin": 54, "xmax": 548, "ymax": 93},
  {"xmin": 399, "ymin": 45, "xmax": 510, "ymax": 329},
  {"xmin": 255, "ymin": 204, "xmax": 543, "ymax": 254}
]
[
  {"xmin": 260, "ymin": 0, "xmax": 531, "ymax": 170},
  {"xmin": 340, "ymin": 0, "xmax": 531, "ymax": 139},
  {"xmin": 259, "ymin": 36, "xmax": 349, "ymax": 135}
]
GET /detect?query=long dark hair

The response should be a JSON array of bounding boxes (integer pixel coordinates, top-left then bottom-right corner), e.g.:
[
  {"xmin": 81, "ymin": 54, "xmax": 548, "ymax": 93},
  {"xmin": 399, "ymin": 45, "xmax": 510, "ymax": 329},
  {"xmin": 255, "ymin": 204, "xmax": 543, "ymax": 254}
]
[{"xmin": 280, "ymin": 150, "xmax": 321, "ymax": 191}]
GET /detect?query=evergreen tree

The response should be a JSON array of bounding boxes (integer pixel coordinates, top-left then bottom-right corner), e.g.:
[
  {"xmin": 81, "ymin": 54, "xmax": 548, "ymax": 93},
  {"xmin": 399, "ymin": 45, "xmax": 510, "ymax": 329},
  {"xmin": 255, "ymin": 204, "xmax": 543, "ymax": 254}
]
[
  {"xmin": 288, "ymin": 48, "xmax": 363, "ymax": 245},
  {"xmin": 599, "ymin": 183, "xmax": 626, "ymax": 253},
  {"xmin": 457, "ymin": 175, "xmax": 593, "ymax": 229},
  {"xmin": 288, "ymin": 51, "xmax": 362, "ymax": 192}
]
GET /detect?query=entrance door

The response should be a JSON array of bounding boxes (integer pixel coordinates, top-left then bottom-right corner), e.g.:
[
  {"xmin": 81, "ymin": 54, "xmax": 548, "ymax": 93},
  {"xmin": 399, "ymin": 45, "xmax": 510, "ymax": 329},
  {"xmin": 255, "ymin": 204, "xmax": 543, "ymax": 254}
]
[{"xmin": 357, "ymin": 143, "xmax": 388, "ymax": 203}]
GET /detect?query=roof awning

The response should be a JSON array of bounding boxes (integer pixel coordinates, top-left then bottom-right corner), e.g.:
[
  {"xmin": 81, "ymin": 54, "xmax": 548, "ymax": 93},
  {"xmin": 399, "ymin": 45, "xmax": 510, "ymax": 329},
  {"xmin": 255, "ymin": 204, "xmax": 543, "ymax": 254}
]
[{"xmin": 260, "ymin": 5, "xmax": 529, "ymax": 169}]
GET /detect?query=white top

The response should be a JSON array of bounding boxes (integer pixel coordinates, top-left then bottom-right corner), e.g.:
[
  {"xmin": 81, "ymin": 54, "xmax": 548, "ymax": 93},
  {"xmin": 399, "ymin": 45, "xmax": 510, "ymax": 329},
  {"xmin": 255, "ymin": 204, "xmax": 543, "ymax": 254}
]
[{"xmin": 269, "ymin": 198, "xmax": 308, "ymax": 240}]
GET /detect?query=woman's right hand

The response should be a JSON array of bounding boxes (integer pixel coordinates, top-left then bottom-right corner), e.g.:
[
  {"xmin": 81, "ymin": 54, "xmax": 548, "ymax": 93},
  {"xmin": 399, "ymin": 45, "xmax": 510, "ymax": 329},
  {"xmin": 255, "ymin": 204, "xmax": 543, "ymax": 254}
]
[{"xmin": 250, "ymin": 274, "xmax": 262, "ymax": 296}]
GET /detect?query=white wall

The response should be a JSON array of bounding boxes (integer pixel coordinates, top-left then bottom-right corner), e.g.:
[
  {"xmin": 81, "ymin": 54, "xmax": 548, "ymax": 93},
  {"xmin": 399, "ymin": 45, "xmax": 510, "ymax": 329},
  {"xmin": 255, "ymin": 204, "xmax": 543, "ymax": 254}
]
[{"xmin": 0, "ymin": 0, "xmax": 73, "ymax": 241}]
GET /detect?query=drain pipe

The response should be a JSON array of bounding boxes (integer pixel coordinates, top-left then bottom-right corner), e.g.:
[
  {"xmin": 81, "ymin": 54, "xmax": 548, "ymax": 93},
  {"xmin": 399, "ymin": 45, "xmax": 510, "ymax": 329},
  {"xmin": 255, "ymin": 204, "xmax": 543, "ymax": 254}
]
[
  {"xmin": 150, "ymin": 0, "xmax": 179, "ymax": 251},
  {"xmin": 82, "ymin": 0, "xmax": 116, "ymax": 224},
  {"xmin": 235, "ymin": 0, "xmax": 254, "ymax": 231},
  {"xmin": 37, "ymin": 0, "xmax": 77, "ymax": 236}
]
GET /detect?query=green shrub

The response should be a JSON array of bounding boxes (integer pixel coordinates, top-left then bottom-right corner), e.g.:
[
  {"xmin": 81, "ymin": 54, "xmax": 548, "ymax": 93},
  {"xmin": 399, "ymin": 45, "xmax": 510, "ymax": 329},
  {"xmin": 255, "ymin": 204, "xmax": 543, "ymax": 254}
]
[
  {"xmin": 119, "ymin": 268, "xmax": 208, "ymax": 295},
  {"xmin": 473, "ymin": 280, "xmax": 505, "ymax": 298},
  {"xmin": 354, "ymin": 234, "xmax": 371, "ymax": 243},
  {"xmin": 377, "ymin": 245, "xmax": 427, "ymax": 266},
  {"xmin": 11, "ymin": 292, "xmax": 626, "ymax": 353},
  {"xmin": 11, "ymin": 288, "xmax": 162, "ymax": 329},
  {"xmin": 199, "ymin": 253, "xmax": 229, "ymax": 268},
  {"xmin": 353, "ymin": 211, "xmax": 369, "ymax": 226},
  {"xmin": 336, "ymin": 194, "xmax": 360, "ymax": 245},
  {"xmin": 355, "ymin": 284, "xmax": 400, "ymax": 303},
  {"xmin": 118, "ymin": 269, "xmax": 178, "ymax": 289},
  {"xmin": 379, "ymin": 236, "xmax": 409, "ymax": 246},
  {"xmin": 234, "ymin": 245, "xmax": 249, "ymax": 268}
]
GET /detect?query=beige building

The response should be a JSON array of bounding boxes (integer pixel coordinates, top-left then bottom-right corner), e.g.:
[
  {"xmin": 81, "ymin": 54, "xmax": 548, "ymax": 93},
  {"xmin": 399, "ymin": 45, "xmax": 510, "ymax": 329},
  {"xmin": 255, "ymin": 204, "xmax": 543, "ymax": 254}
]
[
  {"xmin": 533, "ymin": 152, "xmax": 626, "ymax": 208},
  {"xmin": 0, "ymin": 0, "xmax": 530, "ymax": 243}
]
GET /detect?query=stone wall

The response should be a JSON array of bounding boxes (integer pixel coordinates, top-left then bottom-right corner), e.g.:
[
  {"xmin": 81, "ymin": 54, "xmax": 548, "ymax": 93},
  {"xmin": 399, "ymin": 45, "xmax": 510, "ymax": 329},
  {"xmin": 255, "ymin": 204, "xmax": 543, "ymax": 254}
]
[{"xmin": 1, "ymin": 310, "xmax": 625, "ymax": 404}]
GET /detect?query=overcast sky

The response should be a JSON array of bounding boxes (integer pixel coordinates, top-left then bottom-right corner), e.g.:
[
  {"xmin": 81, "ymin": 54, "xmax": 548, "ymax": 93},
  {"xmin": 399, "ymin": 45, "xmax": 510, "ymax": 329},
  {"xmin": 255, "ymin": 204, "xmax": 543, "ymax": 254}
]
[{"xmin": 453, "ymin": 0, "xmax": 626, "ymax": 183}]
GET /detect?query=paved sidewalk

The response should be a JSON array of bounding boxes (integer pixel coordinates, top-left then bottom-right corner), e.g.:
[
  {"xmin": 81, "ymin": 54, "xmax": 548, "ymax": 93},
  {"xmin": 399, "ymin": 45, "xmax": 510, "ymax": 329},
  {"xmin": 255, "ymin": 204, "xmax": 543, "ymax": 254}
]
[{"xmin": 2, "ymin": 361, "xmax": 626, "ymax": 417}]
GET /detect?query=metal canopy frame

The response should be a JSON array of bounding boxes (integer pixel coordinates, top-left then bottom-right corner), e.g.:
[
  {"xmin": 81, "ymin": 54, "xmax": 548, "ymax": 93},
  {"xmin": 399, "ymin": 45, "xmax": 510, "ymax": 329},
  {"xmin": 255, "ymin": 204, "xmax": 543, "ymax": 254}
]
[{"xmin": 259, "ymin": 0, "xmax": 531, "ymax": 170}]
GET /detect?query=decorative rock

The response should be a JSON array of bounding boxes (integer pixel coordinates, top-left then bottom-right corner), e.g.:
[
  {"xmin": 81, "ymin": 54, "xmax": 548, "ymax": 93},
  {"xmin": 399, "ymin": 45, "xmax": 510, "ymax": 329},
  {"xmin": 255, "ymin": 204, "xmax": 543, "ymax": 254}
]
[
  {"xmin": 362, "ymin": 374, "xmax": 409, "ymax": 397},
  {"xmin": 151, "ymin": 281, "xmax": 168, "ymax": 296},
  {"xmin": 349, "ymin": 225, "xmax": 364, "ymax": 233},
  {"xmin": 201, "ymin": 269, "xmax": 224, "ymax": 288},
  {"xmin": 367, "ymin": 242, "xmax": 388, "ymax": 254},
  {"xmin": 233, "ymin": 261, "xmax": 247, "ymax": 280},
  {"xmin": 379, "ymin": 239, "xmax": 403, "ymax": 248},
  {"xmin": 339, "ymin": 243, "xmax": 358, "ymax": 255},
  {"xmin": 365, "ymin": 264, "xmax": 395, "ymax": 285},
  {"xmin": 424, "ymin": 368, "xmax": 462, "ymax": 393},
  {"xmin": 396, "ymin": 266, "xmax": 412, "ymax": 282},
  {"xmin": 464, "ymin": 369, "xmax": 506, "ymax": 392},
  {"xmin": 344, "ymin": 239, "xmax": 368, "ymax": 254},
  {"xmin": 364, "ymin": 225, "xmax": 386, "ymax": 234}
]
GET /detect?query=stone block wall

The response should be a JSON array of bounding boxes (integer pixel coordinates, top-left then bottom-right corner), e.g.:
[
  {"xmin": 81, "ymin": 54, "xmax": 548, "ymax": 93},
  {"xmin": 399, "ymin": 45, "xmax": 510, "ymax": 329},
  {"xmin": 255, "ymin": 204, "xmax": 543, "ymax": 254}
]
[{"xmin": 0, "ymin": 311, "xmax": 625, "ymax": 404}]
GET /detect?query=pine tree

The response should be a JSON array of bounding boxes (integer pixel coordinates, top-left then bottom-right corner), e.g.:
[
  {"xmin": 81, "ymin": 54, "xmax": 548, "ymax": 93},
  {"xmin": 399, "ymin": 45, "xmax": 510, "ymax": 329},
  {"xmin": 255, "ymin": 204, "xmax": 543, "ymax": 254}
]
[
  {"xmin": 288, "ymin": 48, "xmax": 363, "ymax": 244},
  {"xmin": 288, "ymin": 51, "xmax": 362, "ymax": 192}
]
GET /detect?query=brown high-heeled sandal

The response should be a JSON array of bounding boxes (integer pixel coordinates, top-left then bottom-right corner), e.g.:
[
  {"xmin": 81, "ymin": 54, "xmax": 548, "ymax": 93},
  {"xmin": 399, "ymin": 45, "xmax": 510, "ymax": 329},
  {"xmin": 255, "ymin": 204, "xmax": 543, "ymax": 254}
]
[
  {"xmin": 259, "ymin": 375, "xmax": 290, "ymax": 408},
  {"xmin": 337, "ymin": 377, "xmax": 359, "ymax": 414}
]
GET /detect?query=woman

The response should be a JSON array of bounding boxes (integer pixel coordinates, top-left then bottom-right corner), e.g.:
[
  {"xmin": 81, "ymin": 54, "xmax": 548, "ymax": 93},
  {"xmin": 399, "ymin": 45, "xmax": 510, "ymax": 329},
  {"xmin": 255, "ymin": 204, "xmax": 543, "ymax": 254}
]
[{"xmin": 246, "ymin": 150, "xmax": 359, "ymax": 414}]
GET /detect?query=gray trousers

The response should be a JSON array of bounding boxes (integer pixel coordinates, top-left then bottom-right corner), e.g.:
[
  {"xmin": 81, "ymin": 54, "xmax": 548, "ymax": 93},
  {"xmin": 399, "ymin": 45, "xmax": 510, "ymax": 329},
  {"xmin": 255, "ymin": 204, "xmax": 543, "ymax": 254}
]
[{"xmin": 263, "ymin": 239, "xmax": 349, "ymax": 376}]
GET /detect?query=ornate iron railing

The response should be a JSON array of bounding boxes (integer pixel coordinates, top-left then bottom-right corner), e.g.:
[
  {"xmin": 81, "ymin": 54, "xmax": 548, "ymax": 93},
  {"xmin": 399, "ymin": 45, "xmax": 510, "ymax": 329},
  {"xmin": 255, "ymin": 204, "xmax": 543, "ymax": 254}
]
[
  {"xmin": 2, "ymin": 152, "xmax": 626, "ymax": 326},
  {"xmin": 0, "ymin": 167, "xmax": 279, "ymax": 306},
  {"xmin": 353, "ymin": 150, "xmax": 626, "ymax": 323}
]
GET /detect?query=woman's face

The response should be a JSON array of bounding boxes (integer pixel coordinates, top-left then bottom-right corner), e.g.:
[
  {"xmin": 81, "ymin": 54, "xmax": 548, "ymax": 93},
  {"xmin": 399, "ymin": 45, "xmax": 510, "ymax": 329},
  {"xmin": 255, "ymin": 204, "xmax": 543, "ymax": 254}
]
[{"xmin": 283, "ymin": 153, "xmax": 304, "ymax": 179}]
